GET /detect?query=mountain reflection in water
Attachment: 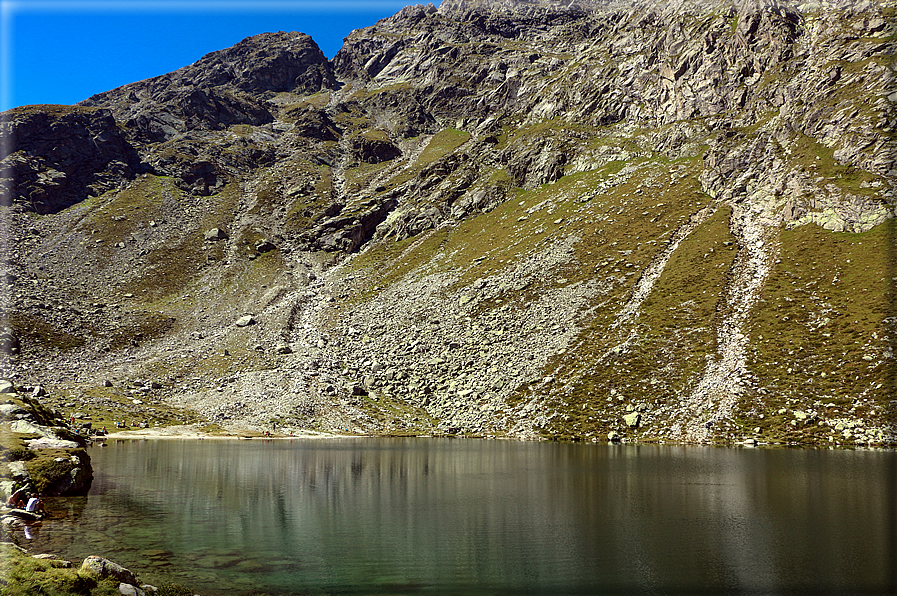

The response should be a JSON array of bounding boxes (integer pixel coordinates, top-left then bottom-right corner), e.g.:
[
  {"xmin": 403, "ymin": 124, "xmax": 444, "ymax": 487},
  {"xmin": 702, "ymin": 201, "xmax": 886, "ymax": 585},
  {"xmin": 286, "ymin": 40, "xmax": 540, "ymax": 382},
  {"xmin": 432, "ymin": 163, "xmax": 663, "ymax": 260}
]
[{"xmin": 26, "ymin": 438, "xmax": 897, "ymax": 595}]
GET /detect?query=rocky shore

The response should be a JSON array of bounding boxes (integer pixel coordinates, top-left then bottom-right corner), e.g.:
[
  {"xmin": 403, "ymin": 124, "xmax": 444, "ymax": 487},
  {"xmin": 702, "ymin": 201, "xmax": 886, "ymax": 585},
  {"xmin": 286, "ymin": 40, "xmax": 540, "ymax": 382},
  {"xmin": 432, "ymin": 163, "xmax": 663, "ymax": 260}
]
[
  {"xmin": 0, "ymin": 378, "xmax": 92, "ymax": 500},
  {"xmin": 0, "ymin": 378, "xmax": 200, "ymax": 595},
  {"xmin": 0, "ymin": 544, "xmax": 175, "ymax": 596}
]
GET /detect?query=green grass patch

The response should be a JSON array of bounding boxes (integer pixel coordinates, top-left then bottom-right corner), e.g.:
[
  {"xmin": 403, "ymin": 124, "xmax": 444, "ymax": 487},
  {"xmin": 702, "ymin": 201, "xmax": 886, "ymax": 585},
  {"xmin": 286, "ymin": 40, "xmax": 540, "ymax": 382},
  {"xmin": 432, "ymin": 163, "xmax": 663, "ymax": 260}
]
[
  {"xmin": 535, "ymin": 202, "xmax": 734, "ymax": 439},
  {"xmin": 785, "ymin": 131, "xmax": 883, "ymax": 197},
  {"xmin": 83, "ymin": 175, "xmax": 170, "ymax": 246},
  {"xmin": 8, "ymin": 312, "xmax": 85, "ymax": 352},
  {"xmin": 378, "ymin": 128, "xmax": 472, "ymax": 192},
  {"xmin": 348, "ymin": 228, "xmax": 450, "ymax": 302},
  {"xmin": 230, "ymin": 124, "xmax": 252, "ymax": 136},
  {"xmin": 65, "ymin": 385, "xmax": 202, "ymax": 430},
  {"xmin": 0, "ymin": 543, "xmax": 122, "ymax": 596},
  {"xmin": 24, "ymin": 448, "xmax": 89, "ymax": 493},
  {"xmin": 76, "ymin": 177, "xmax": 238, "ymax": 301},
  {"xmin": 283, "ymin": 163, "xmax": 335, "ymax": 230},
  {"xmin": 417, "ymin": 128, "xmax": 471, "ymax": 165},
  {"xmin": 344, "ymin": 160, "xmax": 394, "ymax": 195},
  {"xmin": 276, "ymin": 90, "xmax": 331, "ymax": 117},
  {"xmin": 744, "ymin": 219, "xmax": 896, "ymax": 426}
]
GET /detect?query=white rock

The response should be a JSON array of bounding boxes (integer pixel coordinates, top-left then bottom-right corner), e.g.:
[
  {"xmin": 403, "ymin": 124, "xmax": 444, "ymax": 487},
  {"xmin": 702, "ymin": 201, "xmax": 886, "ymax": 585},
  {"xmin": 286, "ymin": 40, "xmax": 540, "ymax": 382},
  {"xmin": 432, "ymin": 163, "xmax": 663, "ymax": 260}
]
[
  {"xmin": 28, "ymin": 437, "xmax": 80, "ymax": 450},
  {"xmin": 0, "ymin": 403, "xmax": 27, "ymax": 420},
  {"xmin": 11, "ymin": 420, "xmax": 49, "ymax": 436},
  {"xmin": 118, "ymin": 583, "xmax": 145, "ymax": 596},
  {"xmin": 236, "ymin": 315, "xmax": 256, "ymax": 327}
]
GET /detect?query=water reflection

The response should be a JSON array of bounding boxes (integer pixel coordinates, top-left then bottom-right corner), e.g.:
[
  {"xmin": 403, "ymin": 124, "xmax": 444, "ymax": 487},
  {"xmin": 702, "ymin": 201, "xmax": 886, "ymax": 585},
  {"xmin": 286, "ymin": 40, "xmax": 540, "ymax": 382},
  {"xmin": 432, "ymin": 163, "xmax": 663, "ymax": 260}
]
[{"xmin": 29, "ymin": 439, "xmax": 897, "ymax": 595}]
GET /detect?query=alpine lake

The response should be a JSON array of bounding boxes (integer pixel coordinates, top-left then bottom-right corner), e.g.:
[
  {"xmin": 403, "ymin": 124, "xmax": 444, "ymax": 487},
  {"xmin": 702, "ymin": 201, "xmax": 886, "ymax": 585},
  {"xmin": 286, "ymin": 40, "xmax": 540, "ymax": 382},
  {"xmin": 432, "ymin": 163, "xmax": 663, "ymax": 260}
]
[{"xmin": 16, "ymin": 438, "xmax": 897, "ymax": 595}]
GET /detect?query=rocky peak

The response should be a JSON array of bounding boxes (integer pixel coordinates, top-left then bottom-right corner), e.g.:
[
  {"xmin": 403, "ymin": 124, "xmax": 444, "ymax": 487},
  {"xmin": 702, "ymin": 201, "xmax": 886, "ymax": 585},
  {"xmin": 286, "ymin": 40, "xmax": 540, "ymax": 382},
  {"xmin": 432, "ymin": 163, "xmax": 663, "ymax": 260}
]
[
  {"xmin": 439, "ymin": 0, "xmax": 598, "ymax": 14},
  {"xmin": 167, "ymin": 31, "xmax": 334, "ymax": 96},
  {"xmin": 80, "ymin": 31, "xmax": 334, "ymax": 142}
]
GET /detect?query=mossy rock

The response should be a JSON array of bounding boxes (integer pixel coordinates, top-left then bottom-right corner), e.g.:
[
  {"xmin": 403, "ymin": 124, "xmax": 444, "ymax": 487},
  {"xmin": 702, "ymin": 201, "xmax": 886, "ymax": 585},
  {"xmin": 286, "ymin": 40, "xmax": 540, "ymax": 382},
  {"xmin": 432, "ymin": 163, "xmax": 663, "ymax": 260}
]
[{"xmin": 25, "ymin": 447, "xmax": 93, "ymax": 496}]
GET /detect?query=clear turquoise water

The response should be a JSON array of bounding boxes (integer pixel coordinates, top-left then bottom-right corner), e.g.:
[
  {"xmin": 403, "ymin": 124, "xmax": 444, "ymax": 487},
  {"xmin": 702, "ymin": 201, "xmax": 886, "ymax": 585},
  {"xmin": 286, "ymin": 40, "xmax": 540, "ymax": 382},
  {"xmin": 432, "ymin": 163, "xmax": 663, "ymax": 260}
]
[{"xmin": 18, "ymin": 438, "xmax": 897, "ymax": 595}]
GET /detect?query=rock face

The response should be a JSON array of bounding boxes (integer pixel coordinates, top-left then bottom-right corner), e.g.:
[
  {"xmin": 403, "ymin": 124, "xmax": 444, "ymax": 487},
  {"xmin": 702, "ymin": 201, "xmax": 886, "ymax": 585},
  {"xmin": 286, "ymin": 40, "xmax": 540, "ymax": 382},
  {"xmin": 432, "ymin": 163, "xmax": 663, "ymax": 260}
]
[
  {"xmin": 0, "ymin": 0, "xmax": 894, "ymax": 446},
  {"xmin": 0, "ymin": 106, "xmax": 143, "ymax": 214}
]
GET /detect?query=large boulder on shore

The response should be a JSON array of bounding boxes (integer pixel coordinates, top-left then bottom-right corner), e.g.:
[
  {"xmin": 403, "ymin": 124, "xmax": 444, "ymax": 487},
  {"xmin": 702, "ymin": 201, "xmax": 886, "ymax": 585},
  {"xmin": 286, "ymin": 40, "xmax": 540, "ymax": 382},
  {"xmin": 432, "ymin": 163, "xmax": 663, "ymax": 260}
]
[
  {"xmin": 0, "ymin": 379, "xmax": 94, "ymax": 497},
  {"xmin": 80, "ymin": 556, "xmax": 137, "ymax": 586},
  {"xmin": 24, "ymin": 448, "xmax": 93, "ymax": 496}
]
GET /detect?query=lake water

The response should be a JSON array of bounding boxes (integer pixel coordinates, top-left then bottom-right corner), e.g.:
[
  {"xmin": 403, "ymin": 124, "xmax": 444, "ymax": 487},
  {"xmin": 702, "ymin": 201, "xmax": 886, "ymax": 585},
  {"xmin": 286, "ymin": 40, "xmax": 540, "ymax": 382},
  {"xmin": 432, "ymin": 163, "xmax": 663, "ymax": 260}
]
[{"xmin": 19, "ymin": 438, "xmax": 897, "ymax": 595}]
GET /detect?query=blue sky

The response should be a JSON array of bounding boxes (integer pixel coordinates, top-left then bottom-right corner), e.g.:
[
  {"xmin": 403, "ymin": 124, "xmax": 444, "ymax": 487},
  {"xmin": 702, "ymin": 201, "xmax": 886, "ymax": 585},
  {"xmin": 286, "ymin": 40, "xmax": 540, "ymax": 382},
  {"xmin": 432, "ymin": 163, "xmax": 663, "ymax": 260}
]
[{"xmin": 1, "ymin": 0, "xmax": 432, "ymax": 111}]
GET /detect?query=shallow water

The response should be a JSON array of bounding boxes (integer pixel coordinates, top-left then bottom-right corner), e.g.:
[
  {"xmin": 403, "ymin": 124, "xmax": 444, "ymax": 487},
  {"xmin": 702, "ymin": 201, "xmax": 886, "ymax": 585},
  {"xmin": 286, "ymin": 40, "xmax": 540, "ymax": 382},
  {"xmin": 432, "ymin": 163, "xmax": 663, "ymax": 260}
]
[{"xmin": 17, "ymin": 438, "xmax": 897, "ymax": 595}]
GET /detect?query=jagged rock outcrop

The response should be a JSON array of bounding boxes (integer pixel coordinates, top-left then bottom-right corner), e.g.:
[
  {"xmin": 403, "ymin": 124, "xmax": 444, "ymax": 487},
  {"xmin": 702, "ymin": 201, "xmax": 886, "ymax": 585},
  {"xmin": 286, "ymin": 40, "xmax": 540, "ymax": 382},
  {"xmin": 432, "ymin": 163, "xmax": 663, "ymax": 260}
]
[
  {"xmin": 0, "ymin": 380, "xmax": 93, "ymax": 498},
  {"xmin": 1, "ymin": 0, "xmax": 894, "ymax": 447},
  {"xmin": 81, "ymin": 31, "xmax": 335, "ymax": 141},
  {"xmin": 0, "ymin": 106, "xmax": 143, "ymax": 214}
]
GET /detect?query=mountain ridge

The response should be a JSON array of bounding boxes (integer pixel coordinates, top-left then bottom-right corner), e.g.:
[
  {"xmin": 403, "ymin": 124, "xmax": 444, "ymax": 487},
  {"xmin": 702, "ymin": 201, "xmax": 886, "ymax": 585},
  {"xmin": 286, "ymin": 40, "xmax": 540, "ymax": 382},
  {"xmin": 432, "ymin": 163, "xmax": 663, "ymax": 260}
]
[{"xmin": 0, "ymin": 0, "xmax": 894, "ymax": 446}]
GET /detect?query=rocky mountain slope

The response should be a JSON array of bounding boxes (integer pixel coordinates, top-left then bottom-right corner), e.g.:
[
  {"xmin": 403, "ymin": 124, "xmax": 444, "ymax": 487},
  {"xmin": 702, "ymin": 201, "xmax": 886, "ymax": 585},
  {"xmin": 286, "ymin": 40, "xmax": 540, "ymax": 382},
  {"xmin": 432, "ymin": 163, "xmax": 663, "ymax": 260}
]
[{"xmin": 0, "ymin": 0, "xmax": 894, "ymax": 446}]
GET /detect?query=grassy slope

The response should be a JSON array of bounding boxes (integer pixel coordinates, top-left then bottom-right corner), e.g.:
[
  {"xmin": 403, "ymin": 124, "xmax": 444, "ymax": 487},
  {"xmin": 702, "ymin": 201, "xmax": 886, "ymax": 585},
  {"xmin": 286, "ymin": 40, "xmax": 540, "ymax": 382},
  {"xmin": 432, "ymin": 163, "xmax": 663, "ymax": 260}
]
[
  {"xmin": 739, "ymin": 220, "xmax": 896, "ymax": 444},
  {"xmin": 0, "ymin": 543, "xmax": 196, "ymax": 596},
  {"xmin": 0, "ymin": 544, "xmax": 119, "ymax": 596},
  {"xmin": 347, "ymin": 115, "xmax": 894, "ymax": 445}
]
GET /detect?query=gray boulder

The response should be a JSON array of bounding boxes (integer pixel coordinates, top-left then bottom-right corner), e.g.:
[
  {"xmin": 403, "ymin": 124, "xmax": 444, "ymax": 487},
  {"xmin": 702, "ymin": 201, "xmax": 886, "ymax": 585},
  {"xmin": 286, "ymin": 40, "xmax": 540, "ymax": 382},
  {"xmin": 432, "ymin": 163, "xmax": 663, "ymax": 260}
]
[
  {"xmin": 12, "ymin": 420, "xmax": 50, "ymax": 436},
  {"xmin": 0, "ymin": 327, "xmax": 17, "ymax": 356},
  {"xmin": 118, "ymin": 583, "xmax": 145, "ymax": 596},
  {"xmin": 255, "ymin": 239, "xmax": 276, "ymax": 254},
  {"xmin": 0, "ymin": 516, "xmax": 27, "ymax": 537},
  {"xmin": 204, "ymin": 227, "xmax": 228, "ymax": 241},
  {"xmin": 236, "ymin": 315, "xmax": 256, "ymax": 327},
  {"xmin": 0, "ymin": 403, "xmax": 27, "ymax": 421},
  {"xmin": 80, "ymin": 556, "xmax": 137, "ymax": 586},
  {"xmin": 26, "ymin": 437, "xmax": 80, "ymax": 450}
]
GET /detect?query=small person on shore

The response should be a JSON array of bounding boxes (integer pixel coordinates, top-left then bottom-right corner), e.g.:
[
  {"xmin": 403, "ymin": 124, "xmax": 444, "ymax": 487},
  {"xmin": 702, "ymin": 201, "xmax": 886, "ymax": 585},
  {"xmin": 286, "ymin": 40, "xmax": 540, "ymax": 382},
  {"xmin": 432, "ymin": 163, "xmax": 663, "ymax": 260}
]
[
  {"xmin": 6, "ymin": 487, "xmax": 26, "ymax": 509},
  {"xmin": 25, "ymin": 494, "xmax": 47, "ymax": 516}
]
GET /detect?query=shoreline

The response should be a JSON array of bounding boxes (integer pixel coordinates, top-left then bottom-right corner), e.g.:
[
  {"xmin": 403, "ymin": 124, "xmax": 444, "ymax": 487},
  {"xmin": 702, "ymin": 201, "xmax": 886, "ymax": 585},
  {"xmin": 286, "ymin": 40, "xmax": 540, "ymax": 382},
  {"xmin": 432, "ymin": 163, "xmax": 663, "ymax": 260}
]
[
  {"xmin": 96, "ymin": 427, "xmax": 897, "ymax": 450},
  {"xmin": 101, "ymin": 424, "xmax": 350, "ymax": 440}
]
